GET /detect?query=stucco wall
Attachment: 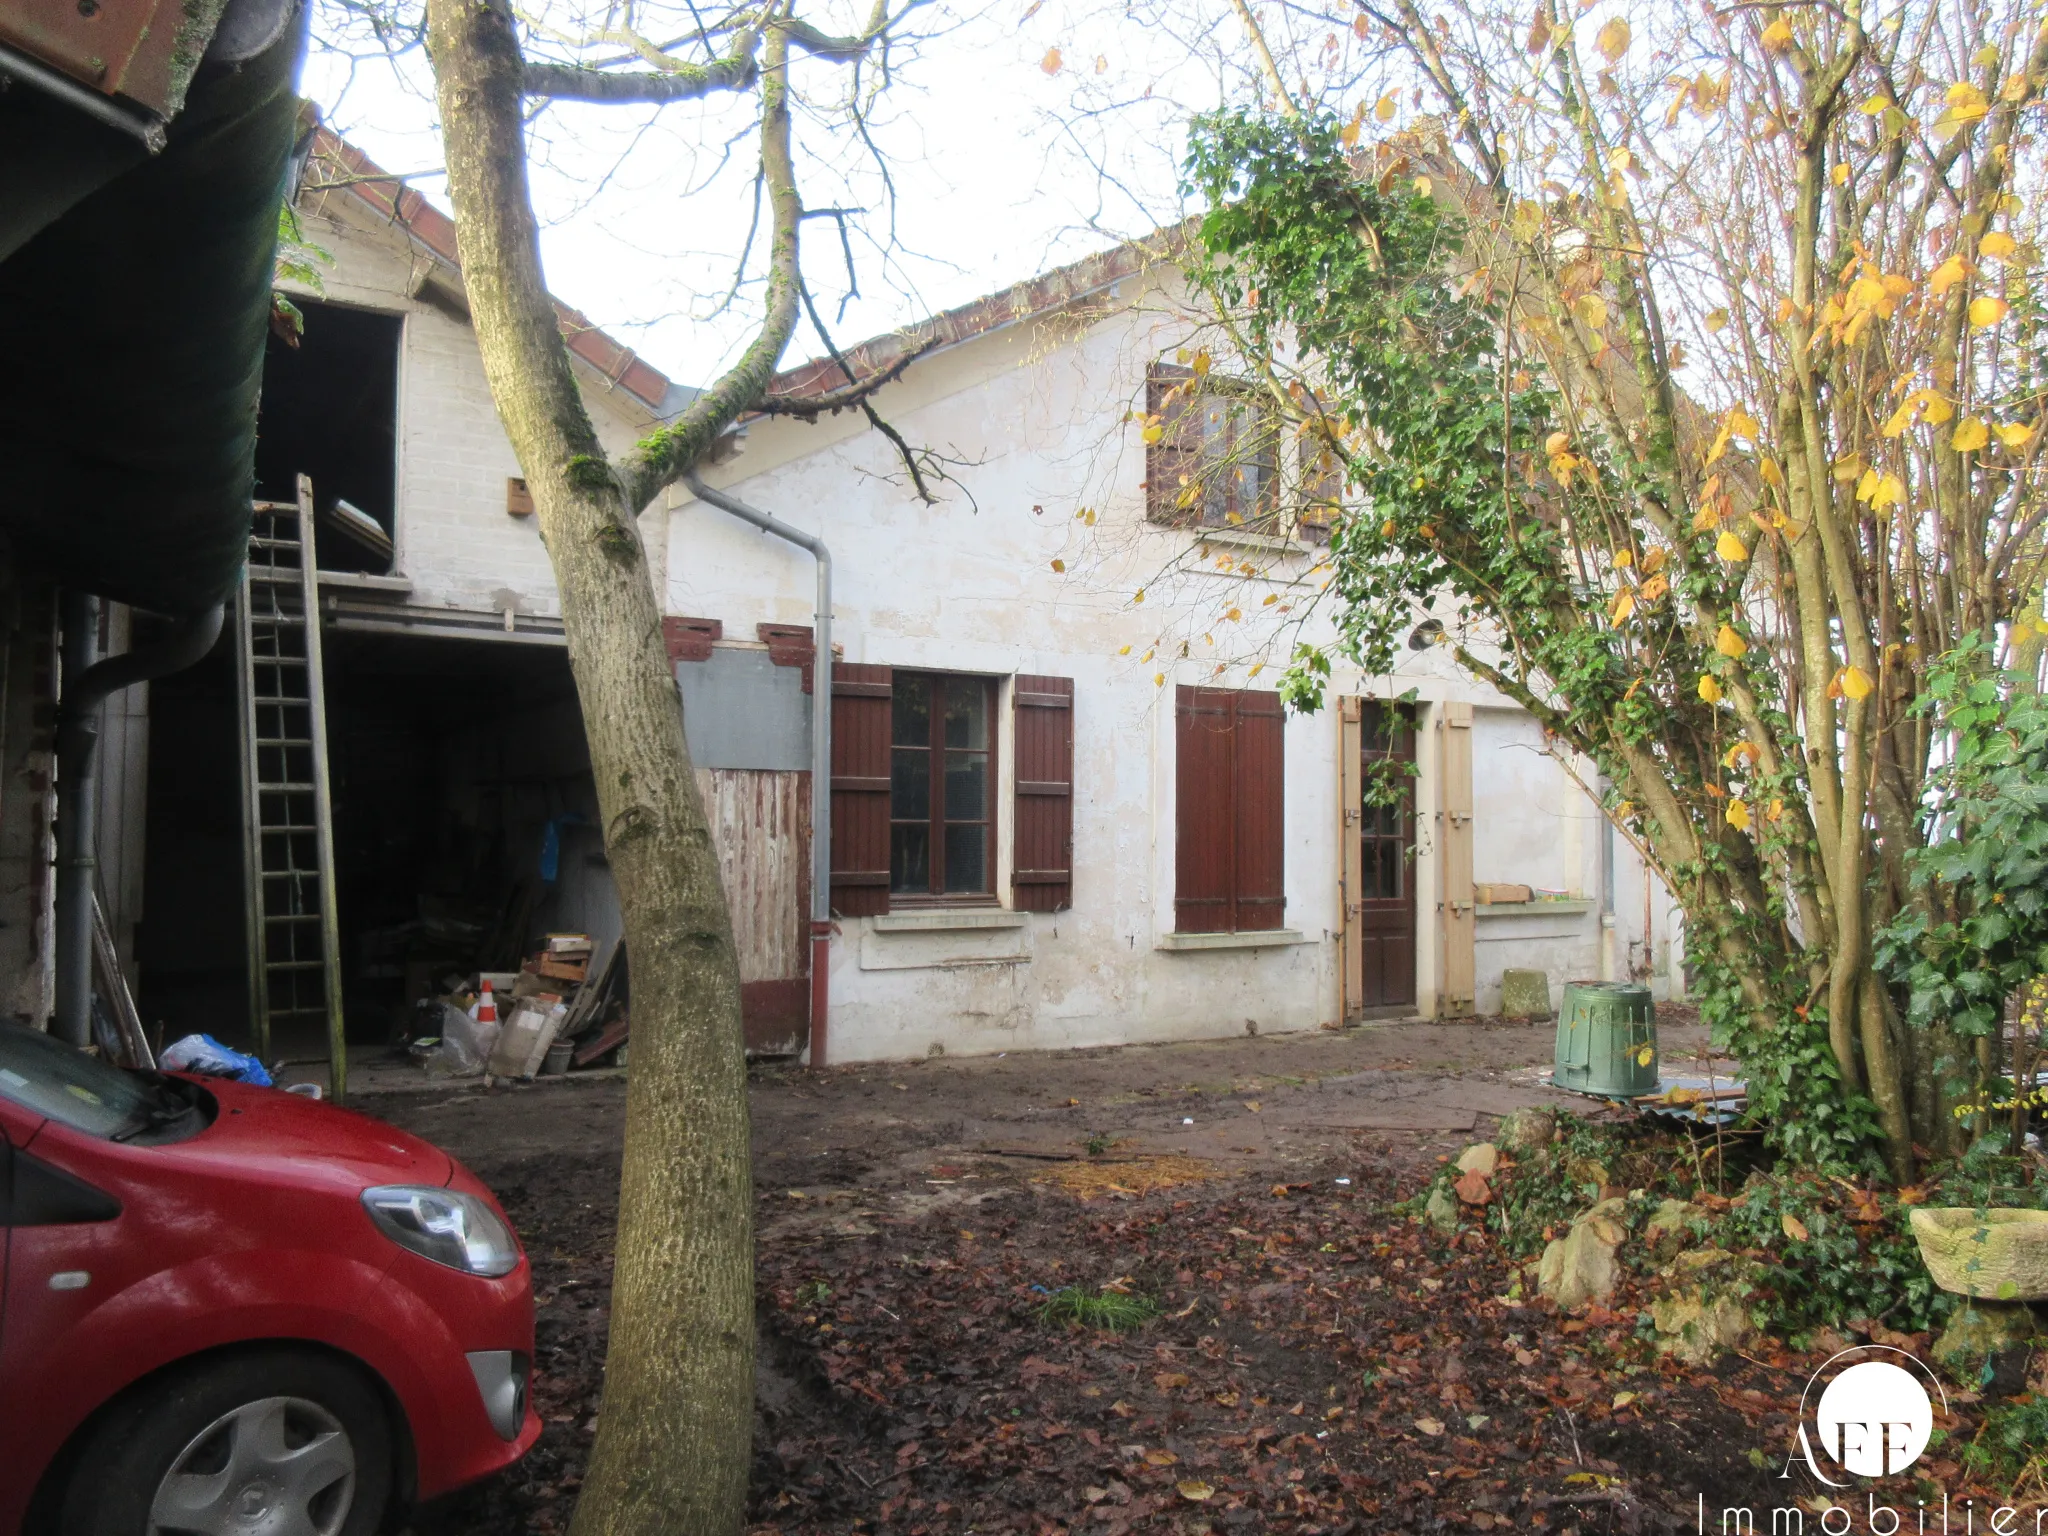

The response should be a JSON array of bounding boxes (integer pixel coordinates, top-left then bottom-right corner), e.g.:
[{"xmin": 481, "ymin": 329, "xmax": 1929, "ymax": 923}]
[
  {"xmin": 666, "ymin": 282, "xmax": 1677, "ymax": 1062},
  {"xmin": 283, "ymin": 201, "xmax": 660, "ymax": 618}
]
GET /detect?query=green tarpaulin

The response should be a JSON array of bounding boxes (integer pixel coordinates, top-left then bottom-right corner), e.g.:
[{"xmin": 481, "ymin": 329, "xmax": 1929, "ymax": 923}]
[{"xmin": 0, "ymin": 11, "xmax": 304, "ymax": 615}]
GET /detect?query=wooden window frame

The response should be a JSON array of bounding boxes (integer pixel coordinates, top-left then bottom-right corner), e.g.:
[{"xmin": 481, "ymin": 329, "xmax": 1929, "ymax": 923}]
[
  {"xmin": 889, "ymin": 670, "xmax": 1000, "ymax": 906},
  {"xmin": 1145, "ymin": 363, "xmax": 1283, "ymax": 532}
]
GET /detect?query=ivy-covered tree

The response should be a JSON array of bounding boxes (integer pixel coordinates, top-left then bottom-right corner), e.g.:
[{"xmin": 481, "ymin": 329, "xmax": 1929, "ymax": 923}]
[{"xmin": 1172, "ymin": 0, "xmax": 2047, "ymax": 1180}]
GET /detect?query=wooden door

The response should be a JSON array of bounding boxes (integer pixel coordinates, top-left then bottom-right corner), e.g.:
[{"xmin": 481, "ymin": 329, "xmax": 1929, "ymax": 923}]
[{"xmin": 1344, "ymin": 700, "xmax": 1417, "ymax": 1012}]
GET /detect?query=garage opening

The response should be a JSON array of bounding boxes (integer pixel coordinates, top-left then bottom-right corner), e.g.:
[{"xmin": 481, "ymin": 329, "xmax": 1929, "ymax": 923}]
[
  {"xmin": 137, "ymin": 631, "xmax": 615, "ymax": 1060},
  {"xmin": 253, "ymin": 300, "xmax": 401, "ymax": 574}
]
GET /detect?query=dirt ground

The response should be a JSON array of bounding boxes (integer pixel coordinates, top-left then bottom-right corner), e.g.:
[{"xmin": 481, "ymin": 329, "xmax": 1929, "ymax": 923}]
[{"xmin": 357, "ymin": 1014, "xmax": 1910, "ymax": 1534}]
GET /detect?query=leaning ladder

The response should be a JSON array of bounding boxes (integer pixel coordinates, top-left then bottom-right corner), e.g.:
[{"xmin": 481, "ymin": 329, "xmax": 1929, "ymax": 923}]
[{"xmin": 234, "ymin": 474, "xmax": 348, "ymax": 1099}]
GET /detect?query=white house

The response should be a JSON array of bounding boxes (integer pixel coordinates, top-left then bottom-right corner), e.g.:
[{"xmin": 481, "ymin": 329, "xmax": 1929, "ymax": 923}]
[{"xmin": 119, "ymin": 136, "xmax": 1679, "ymax": 1072}]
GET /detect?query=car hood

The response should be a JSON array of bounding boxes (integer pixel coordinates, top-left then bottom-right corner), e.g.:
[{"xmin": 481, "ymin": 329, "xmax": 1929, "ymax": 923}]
[{"xmin": 162, "ymin": 1078, "xmax": 454, "ymax": 1192}]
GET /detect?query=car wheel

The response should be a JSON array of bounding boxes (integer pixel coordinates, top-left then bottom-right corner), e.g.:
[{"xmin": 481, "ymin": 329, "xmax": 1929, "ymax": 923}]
[{"xmin": 61, "ymin": 1349, "xmax": 393, "ymax": 1536}]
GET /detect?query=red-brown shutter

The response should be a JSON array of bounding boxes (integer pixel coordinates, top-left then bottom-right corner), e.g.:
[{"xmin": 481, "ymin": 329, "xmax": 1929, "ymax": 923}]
[
  {"xmin": 1011, "ymin": 675, "xmax": 1073, "ymax": 912},
  {"xmin": 829, "ymin": 662, "xmax": 892, "ymax": 917},
  {"xmin": 1232, "ymin": 689, "xmax": 1287, "ymax": 930},
  {"xmin": 1175, "ymin": 685, "xmax": 1286, "ymax": 932},
  {"xmin": 1145, "ymin": 363, "xmax": 1201, "ymax": 527},
  {"xmin": 1175, "ymin": 686, "xmax": 1234, "ymax": 931}
]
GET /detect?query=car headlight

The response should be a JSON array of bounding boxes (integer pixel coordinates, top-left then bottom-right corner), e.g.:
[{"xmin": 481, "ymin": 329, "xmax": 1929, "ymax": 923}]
[{"xmin": 361, "ymin": 1185, "xmax": 519, "ymax": 1277}]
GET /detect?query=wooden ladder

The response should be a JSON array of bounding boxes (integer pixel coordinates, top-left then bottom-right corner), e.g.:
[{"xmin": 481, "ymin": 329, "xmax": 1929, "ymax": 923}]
[{"xmin": 234, "ymin": 474, "xmax": 347, "ymax": 1098}]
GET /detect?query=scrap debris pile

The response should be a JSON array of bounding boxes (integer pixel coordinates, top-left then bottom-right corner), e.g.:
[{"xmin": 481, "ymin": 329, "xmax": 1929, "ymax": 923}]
[{"xmin": 406, "ymin": 934, "xmax": 628, "ymax": 1082}]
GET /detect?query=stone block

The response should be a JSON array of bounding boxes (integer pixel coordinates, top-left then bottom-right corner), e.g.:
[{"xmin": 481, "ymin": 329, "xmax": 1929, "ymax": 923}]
[
  {"xmin": 1500, "ymin": 968, "xmax": 1552, "ymax": 1018},
  {"xmin": 1538, "ymin": 1197, "xmax": 1627, "ymax": 1310}
]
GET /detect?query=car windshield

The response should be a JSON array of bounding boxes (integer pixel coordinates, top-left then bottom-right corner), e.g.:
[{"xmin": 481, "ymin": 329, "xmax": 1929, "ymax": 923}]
[{"xmin": 0, "ymin": 1023, "xmax": 163, "ymax": 1139}]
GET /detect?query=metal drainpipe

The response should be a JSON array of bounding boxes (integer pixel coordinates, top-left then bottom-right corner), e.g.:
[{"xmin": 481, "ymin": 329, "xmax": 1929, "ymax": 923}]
[
  {"xmin": 54, "ymin": 598, "xmax": 225, "ymax": 1046},
  {"xmin": 1597, "ymin": 773, "xmax": 1617, "ymax": 983},
  {"xmin": 681, "ymin": 471, "xmax": 833, "ymax": 1069}
]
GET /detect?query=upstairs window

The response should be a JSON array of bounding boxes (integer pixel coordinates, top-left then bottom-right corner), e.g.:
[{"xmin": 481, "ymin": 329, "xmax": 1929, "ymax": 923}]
[{"xmin": 1144, "ymin": 363, "xmax": 1282, "ymax": 530}]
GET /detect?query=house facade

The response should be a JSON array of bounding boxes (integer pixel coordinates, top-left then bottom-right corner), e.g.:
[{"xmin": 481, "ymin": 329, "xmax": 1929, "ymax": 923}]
[{"xmin": 114, "ymin": 140, "xmax": 1679, "ymax": 1070}]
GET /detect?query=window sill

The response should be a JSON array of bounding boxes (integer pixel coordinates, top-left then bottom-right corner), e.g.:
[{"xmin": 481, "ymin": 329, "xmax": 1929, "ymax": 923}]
[
  {"xmin": 1193, "ymin": 529, "xmax": 1308, "ymax": 556},
  {"xmin": 871, "ymin": 909, "xmax": 1029, "ymax": 933},
  {"xmin": 1156, "ymin": 929, "xmax": 1308, "ymax": 952},
  {"xmin": 1475, "ymin": 899, "xmax": 1595, "ymax": 918}
]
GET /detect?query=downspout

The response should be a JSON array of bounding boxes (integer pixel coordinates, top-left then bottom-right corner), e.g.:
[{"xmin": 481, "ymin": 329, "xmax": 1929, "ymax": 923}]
[
  {"xmin": 680, "ymin": 471, "xmax": 833, "ymax": 1069},
  {"xmin": 55, "ymin": 597, "xmax": 225, "ymax": 1046},
  {"xmin": 1596, "ymin": 772, "xmax": 1617, "ymax": 983}
]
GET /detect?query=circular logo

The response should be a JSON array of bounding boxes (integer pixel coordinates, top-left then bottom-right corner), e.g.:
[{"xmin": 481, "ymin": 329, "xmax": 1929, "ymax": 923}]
[{"xmin": 1811, "ymin": 1358, "xmax": 1934, "ymax": 1476}]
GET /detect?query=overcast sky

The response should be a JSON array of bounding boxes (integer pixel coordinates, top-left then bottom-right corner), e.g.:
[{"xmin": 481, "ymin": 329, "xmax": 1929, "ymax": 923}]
[{"xmin": 301, "ymin": 0, "xmax": 1375, "ymax": 389}]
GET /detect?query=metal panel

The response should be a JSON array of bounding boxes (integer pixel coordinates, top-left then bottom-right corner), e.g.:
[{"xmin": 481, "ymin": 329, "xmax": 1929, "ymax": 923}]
[
  {"xmin": 1438, "ymin": 701, "xmax": 1476, "ymax": 1015},
  {"xmin": 677, "ymin": 645, "xmax": 811, "ymax": 771}
]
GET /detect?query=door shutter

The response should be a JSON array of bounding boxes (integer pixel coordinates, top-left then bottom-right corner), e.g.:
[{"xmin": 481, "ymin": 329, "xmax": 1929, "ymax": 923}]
[
  {"xmin": 829, "ymin": 662, "xmax": 892, "ymax": 917},
  {"xmin": 1011, "ymin": 675, "xmax": 1073, "ymax": 912},
  {"xmin": 1437, "ymin": 701, "xmax": 1475, "ymax": 1014},
  {"xmin": 1231, "ymin": 690, "xmax": 1286, "ymax": 931},
  {"xmin": 1339, "ymin": 697, "xmax": 1364, "ymax": 1017},
  {"xmin": 1145, "ymin": 364, "xmax": 1200, "ymax": 526}
]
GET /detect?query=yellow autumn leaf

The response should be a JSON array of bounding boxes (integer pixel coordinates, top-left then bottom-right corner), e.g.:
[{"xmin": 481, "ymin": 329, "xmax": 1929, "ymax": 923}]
[
  {"xmin": 1760, "ymin": 16, "xmax": 1793, "ymax": 51},
  {"xmin": 1380, "ymin": 518, "xmax": 1396, "ymax": 537},
  {"xmin": 1224, "ymin": 607, "xmax": 1242, "ymax": 622},
  {"xmin": 1869, "ymin": 474, "xmax": 1905, "ymax": 509},
  {"xmin": 1132, "ymin": 589, "xmax": 1145, "ymax": 604},
  {"xmin": 1969, "ymin": 295, "xmax": 2010, "ymax": 328},
  {"xmin": 1595, "ymin": 17, "xmax": 1631, "ymax": 61},
  {"xmin": 1929, "ymin": 254, "xmax": 1970, "ymax": 296},
  {"xmin": 1262, "ymin": 592, "xmax": 1278, "ymax": 605},
  {"xmin": 1698, "ymin": 674, "xmax": 1723, "ymax": 704},
  {"xmin": 1945, "ymin": 81, "xmax": 1990, "ymax": 121},
  {"xmin": 1767, "ymin": 797, "xmax": 1785, "ymax": 822},
  {"xmin": 1574, "ymin": 294, "xmax": 1608, "ymax": 331},
  {"xmin": 1141, "ymin": 648, "xmax": 1154, "ymax": 662},
  {"xmin": 1705, "ymin": 307, "xmax": 1729, "ymax": 333},
  {"xmin": 1727, "ymin": 798, "xmax": 1752, "ymax": 830},
  {"xmin": 1858, "ymin": 94, "xmax": 1888, "ymax": 115},
  {"xmin": 1952, "ymin": 417, "xmax": 1990, "ymax": 452},
  {"xmin": 1612, "ymin": 548, "xmax": 1633, "ymax": 568},
  {"xmin": 1716, "ymin": 624, "xmax": 1748, "ymax": 658},
  {"xmin": 1374, "ymin": 91, "xmax": 1397, "ymax": 122},
  {"xmin": 1117, "ymin": 644, "xmax": 1131, "ymax": 655},
  {"xmin": 1178, "ymin": 1481, "xmax": 1215, "ymax": 1503},
  {"xmin": 1993, "ymin": 422, "xmax": 2036, "ymax": 448},
  {"xmin": 1838, "ymin": 665, "xmax": 1874, "ymax": 700},
  {"xmin": 1039, "ymin": 46, "xmax": 1063, "ymax": 74},
  {"xmin": 1545, "ymin": 430, "xmax": 1571, "ymax": 456},
  {"xmin": 1726, "ymin": 407, "xmax": 1759, "ymax": 441},
  {"xmin": 1781, "ymin": 1211, "xmax": 1809, "ymax": 1242},
  {"xmin": 1610, "ymin": 590, "xmax": 1636, "ymax": 624},
  {"xmin": 1154, "ymin": 673, "xmax": 1165, "ymax": 687},
  {"xmin": 1980, "ymin": 231, "xmax": 2018, "ymax": 260},
  {"xmin": 1855, "ymin": 468, "xmax": 1880, "ymax": 502},
  {"xmin": 1921, "ymin": 392, "xmax": 1955, "ymax": 425},
  {"xmin": 1715, "ymin": 531, "xmax": 1749, "ymax": 562}
]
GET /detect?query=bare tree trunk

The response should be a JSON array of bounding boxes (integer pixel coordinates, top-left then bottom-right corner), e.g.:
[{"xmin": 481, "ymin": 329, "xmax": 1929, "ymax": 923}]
[{"xmin": 426, "ymin": 1, "xmax": 755, "ymax": 1530}]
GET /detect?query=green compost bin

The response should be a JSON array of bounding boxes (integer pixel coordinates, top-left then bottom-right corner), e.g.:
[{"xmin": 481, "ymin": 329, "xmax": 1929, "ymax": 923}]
[{"xmin": 1553, "ymin": 982, "xmax": 1658, "ymax": 1098}]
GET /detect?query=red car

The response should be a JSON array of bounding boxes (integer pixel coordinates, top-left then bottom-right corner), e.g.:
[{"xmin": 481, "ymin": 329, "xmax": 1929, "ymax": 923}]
[{"xmin": 0, "ymin": 1023, "xmax": 540, "ymax": 1536}]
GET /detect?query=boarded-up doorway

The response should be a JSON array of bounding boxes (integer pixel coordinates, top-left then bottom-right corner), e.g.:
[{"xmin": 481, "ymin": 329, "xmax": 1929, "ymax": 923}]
[{"xmin": 1341, "ymin": 699, "xmax": 1417, "ymax": 1016}]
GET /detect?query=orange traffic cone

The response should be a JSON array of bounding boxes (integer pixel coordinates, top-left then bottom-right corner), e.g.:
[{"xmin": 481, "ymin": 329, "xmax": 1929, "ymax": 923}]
[{"xmin": 476, "ymin": 979, "xmax": 497, "ymax": 1026}]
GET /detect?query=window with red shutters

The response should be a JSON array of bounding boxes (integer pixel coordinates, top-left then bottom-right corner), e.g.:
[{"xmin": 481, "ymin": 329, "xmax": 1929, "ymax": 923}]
[
  {"xmin": 829, "ymin": 663, "xmax": 892, "ymax": 917},
  {"xmin": 1144, "ymin": 362, "xmax": 1282, "ymax": 531},
  {"xmin": 1011, "ymin": 676, "xmax": 1073, "ymax": 911},
  {"xmin": 1175, "ymin": 686, "xmax": 1285, "ymax": 932}
]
